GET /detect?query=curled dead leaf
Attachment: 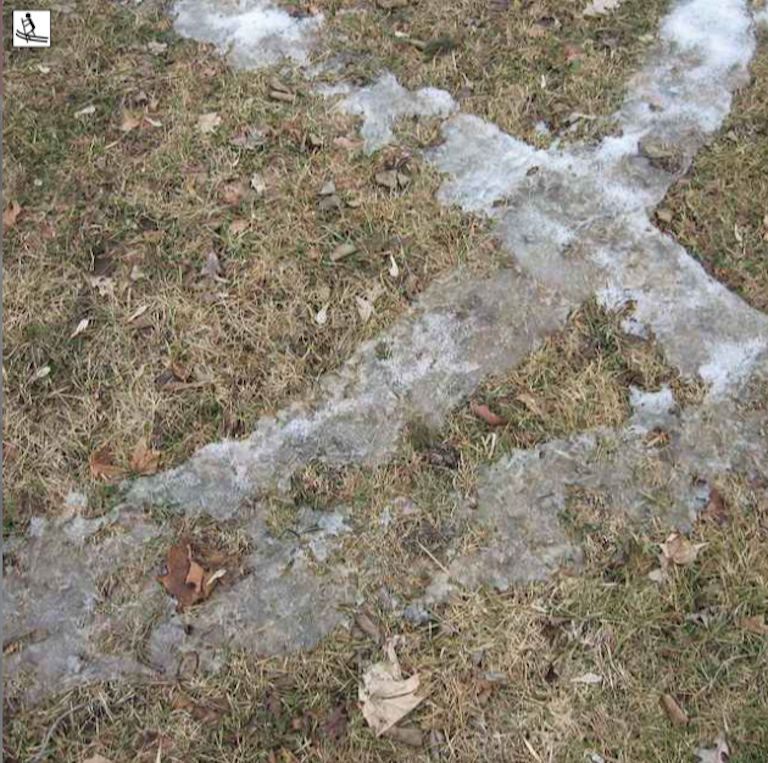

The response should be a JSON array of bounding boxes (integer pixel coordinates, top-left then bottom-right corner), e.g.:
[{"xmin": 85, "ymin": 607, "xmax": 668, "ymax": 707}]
[
  {"xmin": 158, "ymin": 541, "xmax": 215, "ymax": 611},
  {"xmin": 359, "ymin": 637, "xmax": 428, "ymax": 736},
  {"xmin": 660, "ymin": 694, "xmax": 689, "ymax": 727},
  {"xmin": 130, "ymin": 437, "xmax": 161, "ymax": 476},
  {"xmin": 89, "ymin": 447, "xmax": 127, "ymax": 482},
  {"xmin": 3, "ymin": 201, "xmax": 22, "ymax": 230},
  {"xmin": 197, "ymin": 112, "xmax": 222, "ymax": 134},
  {"xmin": 660, "ymin": 533, "xmax": 705, "ymax": 566},
  {"xmin": 470, "ymin": 401, "xmax": 508, "ymax": 427}
]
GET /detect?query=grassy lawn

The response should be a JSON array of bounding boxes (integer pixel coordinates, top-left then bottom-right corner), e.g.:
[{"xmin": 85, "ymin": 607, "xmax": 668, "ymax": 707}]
[{"xmin": 3, "ymin": 0, "xmax": 767, "ymax": 761}]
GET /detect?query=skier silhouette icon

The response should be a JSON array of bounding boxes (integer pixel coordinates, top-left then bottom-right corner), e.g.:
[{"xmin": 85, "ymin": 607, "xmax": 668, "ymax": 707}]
[{"xmin": 16, "ymin": 12, "xmax": 49, "ymax": 44}]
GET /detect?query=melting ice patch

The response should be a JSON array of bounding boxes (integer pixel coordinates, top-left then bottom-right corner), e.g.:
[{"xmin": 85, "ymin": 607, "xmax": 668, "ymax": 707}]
[
  {"xmin": 173, "ymin": 0, "xmax": 323, "ymax": 69},
  {"xmin": 339, "ymin": 73, "xmax": 456, "ymax": 155}
]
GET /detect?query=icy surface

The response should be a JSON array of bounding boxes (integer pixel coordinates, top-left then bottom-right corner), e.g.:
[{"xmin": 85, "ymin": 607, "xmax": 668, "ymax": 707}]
[
  {"xmin": 429, "ymin": 0, "xmax": 767, "ymax": 397},
  {"xmin": 173, "ymin": 0, "xmax": 323, "ymax": 69},
  {"xmin": 339, "ymin": 73, "xmax": 456, "ymax": 154},
  {"xmin": 7, "ymin": 0, "xmax": 768, "ymax": 703}
]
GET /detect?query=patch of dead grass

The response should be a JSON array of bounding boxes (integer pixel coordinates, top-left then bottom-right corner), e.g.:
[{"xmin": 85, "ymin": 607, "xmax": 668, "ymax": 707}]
[{"xmin": 660, "ymin": 28, "xmax": 768, "ymax": 313}]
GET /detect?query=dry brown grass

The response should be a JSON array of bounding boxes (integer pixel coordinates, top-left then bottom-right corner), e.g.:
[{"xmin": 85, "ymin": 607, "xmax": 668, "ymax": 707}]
[
  {"xmin": 661, "ymin": 21, "xmax": 768, "ymax": 312},
  {"xmin": 3, "ymin": 0, "xmax": 768, "ymax": 761},
  {"xmin": 1, "ymin": 0, "xmax": 500, "ymax": 526}
]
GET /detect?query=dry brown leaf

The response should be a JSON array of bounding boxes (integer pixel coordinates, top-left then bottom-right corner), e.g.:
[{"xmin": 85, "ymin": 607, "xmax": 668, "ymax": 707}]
[
  {"xmin": 359, "ymin": 638, "xmax": 427, "ymax": 736},
  {"xmin": 331, "ymin": 242, "xmax": 357, "ymax": 262},
  {"xmin": 660, "ymin": 694, "xmax": 689, "ymax": 727},
  {"xmin": 334, "ymin": 135, "xmax": 363, "ymax": 152},
  {"xmin": 89, "ymin": 447, "xmax": 127, "ymax": 482},
  {"xmin": 186, "ymin": 559, "xmax": 206, "ymax": 595},
  {"xmin": 197, "ymin": 112, "xmax": 222, "ymax": 134},
  {"xmin": 82, "ymin": 755, "xmax": 116, "ymax": 763},
  {"xmin": 740, "ymin": 615, "xmax": 768, "ymax": 635},
  {"xmin": 221, "ymin": 179, "xmax": 249, "ymax": 206},
  {"xmin": 157, "ymin": 541, "xmax": 211, "ymax": 611},
  {"xmin": 660, "ymin": 533, "xmax": 705, "ymax": 566},
  {"xmin": 172, "ymin": 692, "xmax": 225, "ymax": 724},
  {"xmin": 385, "ymin": 725, "xmax": 423, "ymax": 746},
  {"xmin": 230, "ymin": 219, "xmax": 250, "ymax": 234},
  {"xmin": 701, "ymin": 487, "xmax": 729, "ymax": 526},
  {"xmin": 70, "ymin": 317, "xmax": 90, "ymax": 339},
  {"xmin": 130, "ymin": 437, "xmax": 161, "ymax": 475},
  {"xmin": 470, "ymin": 401, "xmax": 508, "ymax": 427},
  {"xmin": 121, "ymin": 111, "xmax": 142, "ymax": 133},
  {"xmin": 355, "ymin": 610, "xmax": 382, "ymax": 643},
  {"xmin": 3, "ymin": 201, "xmax": 22, "ymax": 230}
]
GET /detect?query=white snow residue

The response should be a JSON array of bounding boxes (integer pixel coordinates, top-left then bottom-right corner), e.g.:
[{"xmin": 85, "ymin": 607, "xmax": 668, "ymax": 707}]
[
  {"xmin": 173, "ymin": 0, "xmax": 323, "ymax": 69},
  {"xmin": 660, "ymin": 0, "xmax": 755, "ymax": 73},
  {"xmin": 629, "ymin": 386, "xmax": 677, "ymax": 421},
  {"xmin": 428, "ymin": 115, "xmax": 550, "ymax": 213},
  {"xmin": 699, "ymin": 339, "xmax": 768, "ymax": 397},
  {"xmin": 340, "ymin": 73, "xmax": 456, "ymax": 155}
]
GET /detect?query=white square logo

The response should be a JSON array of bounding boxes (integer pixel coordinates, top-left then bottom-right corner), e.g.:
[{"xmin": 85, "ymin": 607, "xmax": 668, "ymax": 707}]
[{"xmin": 13, "ymin": 10, "xmax": 51, "ymax": 47}]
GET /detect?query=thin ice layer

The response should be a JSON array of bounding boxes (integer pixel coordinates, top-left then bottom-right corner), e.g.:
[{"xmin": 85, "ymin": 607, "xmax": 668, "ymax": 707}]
[
  {"xmin": 173, "ymin": 0, "xmax": 323, "ymax": 69},
  {"xmin": 339, "ymin": 73, "xmax": 456, "ymax": 154},
  {"xmin": 413, "ymin": 385, "xmax": 768, "ymax": 607},
  {"xmin": 429, "ymin": 0, "xmax": 767, "ymax": 397}
]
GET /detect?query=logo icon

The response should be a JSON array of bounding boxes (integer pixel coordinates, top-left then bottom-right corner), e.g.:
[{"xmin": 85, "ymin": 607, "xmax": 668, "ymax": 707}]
[{"xmin": 13, "ymin": 10, "xmax": 51, "ymax": 47}]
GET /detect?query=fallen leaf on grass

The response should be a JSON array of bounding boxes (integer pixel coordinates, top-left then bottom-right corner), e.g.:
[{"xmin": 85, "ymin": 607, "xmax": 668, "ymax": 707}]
[
  {"xmin": 694, "ymin": 732, "xmax": 730, "ymax": 763},
  {"xmin": 147, "ymin": 40, "xmax": 168, "ymax": 54},
  {"xmin": 250, "ymin": 172, "xmax": 267, "ymax": 195},
  {"xmin": 89, "ymin": 447, "xmax": 127, "ymax": 482},
  {"xmin": 334, "ymin": 135, "xmax": 363, "ymax": 152},
  {"xmin": 660, "ymin": 694, "xmax": 689, "ymax": 727},
  {"xmin": 315, "ymin": 305, "xmax": 329, "ymax": 325},
  {"xmin": 221, "ymin": 179, "xmax": 249, "ymax": 206},
  {"xmin": 82, "ymin": 755, "xmax": 116, "ymax": 763},
  {"xmin": 359, "ymin": 637, "xmax": 428, "ymax": 736},
  {"xmin": 201, "ymin": 251, "xmax": 227, "ymax": 282},
  {"xmin": 173, "ymin": 692, "xmax": 226, "ymax": 724},
  {"xmin": 74, "ymin": 105, "xmax": 96, "ymax": 118},
  {"xmin": 331, "ymin": 242, "xmax": 357, "ymax": 262},
  {"xmin": 3, "ymin": 202, "xmax": 22, "ymax": 230},
  {"xmin": 583, "ymin": 0, "xmax": 624, "ymax": 16},
  {"xmin": 740, "ymin": 615, "xmax": 768, "ymax": 635},
  {"xmin": 660, "ymin": 533, "xmax": 705, "ymax": 566},
  {"xmin": 355, "ymin": 610, "xmax": 383, "ymax": 643},
  {"xmin": 230, "ymin": 219, "xmax": 250, "ymax": 234},
  {"xmin": 321, "ymin": 704, "xmax": 349, "ymax": 741},
  {"xmin": 385, "ymin": 725, "xmax": 423, "ymax": 747},
  {"xmin": 121, "ymin": 111, "xmax": 142, "ymax": 133},
  {"xmin": 70, "ymin": 317, "xmax": 90, "ymax": 339},
  {"xmin": 571, "ymin": 672, "xmax": 603, "ymax": 685},
  {"xmin": 355, "ymin": 296, "xmax": 375, "ymax": 324},
  {"xmin": 470, "ymin": 401, "xmax": 507, "ymax": 427},
  {"xmin": 130, "ymin": 437, "xmax": 161, "ymax": 475},
  {"xmin": 701, "ymin": 487, "xmax": 729, "ymax": 526},
  {"xmin": 197, "ymin": 112, "xmax": 222, "ymax": 134},
  {"xmin": 157, "ymin": 541, "xmax": 219, "ymax": 611}
]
